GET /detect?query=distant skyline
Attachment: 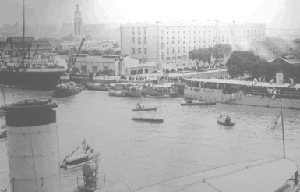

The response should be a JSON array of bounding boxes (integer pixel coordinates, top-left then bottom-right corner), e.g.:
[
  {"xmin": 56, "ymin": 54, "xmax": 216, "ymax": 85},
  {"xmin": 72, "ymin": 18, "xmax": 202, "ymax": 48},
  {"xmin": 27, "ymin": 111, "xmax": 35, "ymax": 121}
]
[{"xmin": 1, "ymin": 0, "xmax": 300, "ymax": 29}]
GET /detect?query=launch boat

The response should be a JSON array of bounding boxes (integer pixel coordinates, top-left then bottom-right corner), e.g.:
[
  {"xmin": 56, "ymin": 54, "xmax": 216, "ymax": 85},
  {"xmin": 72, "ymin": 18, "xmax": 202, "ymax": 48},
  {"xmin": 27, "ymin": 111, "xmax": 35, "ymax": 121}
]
[
  {"xmin": 132, "ymin": 117, "xmax": 164, "ymax": 123},
  {"xmin": 60, "ymin": 140, "xmax": 100, "ymax": 171}
]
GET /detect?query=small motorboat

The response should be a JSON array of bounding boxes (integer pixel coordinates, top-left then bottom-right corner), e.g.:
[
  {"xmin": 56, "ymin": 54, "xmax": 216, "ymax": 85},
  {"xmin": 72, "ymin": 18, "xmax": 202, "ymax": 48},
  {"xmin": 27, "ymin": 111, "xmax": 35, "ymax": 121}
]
[
  {"xmin": 217, "ymin": 115, "xmax": 235, "ymax": 126},
  {"xmin": 132, "ymin": 117, "xmax": 164, "ymax": 123},
  {"xmin": 133, "ymin": 103, "xmax": 157, "ymax": 111},
  {"xmin": 0, "ymin": 125, "xmax": 7, "ymax": 139},
  {"xmin": 132, "ymin": 108, "xmax": 157, "ymax": 111},
  {"xmin": 60, "ymin": 140, "xmax": 100, "ymax": 170},
  {"xmin": 181, "ymin": 100, "xmax": 216, "ymax": 106}
]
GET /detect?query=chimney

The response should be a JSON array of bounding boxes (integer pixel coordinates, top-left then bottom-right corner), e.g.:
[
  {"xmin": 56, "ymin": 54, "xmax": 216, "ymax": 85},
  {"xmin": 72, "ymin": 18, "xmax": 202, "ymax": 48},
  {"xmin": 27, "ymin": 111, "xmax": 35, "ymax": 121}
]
[{"xmin": 2, "ymin": 99, "xmax": 60, "ymax": 192}]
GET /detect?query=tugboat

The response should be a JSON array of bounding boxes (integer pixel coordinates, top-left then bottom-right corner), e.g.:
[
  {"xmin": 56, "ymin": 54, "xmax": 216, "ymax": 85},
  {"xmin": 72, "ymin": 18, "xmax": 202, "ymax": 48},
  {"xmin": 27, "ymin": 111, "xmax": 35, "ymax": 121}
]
[
  {"xmin": 60, "ymin": 139, "xmax": 101, "ymax": 171},
  {"xmin": 52, "ymin": 73, "xmax": 84, "ymax": 98},
  {"xmin": 217, "ymin": 114, "xmax": 235, "ymax": 126}
]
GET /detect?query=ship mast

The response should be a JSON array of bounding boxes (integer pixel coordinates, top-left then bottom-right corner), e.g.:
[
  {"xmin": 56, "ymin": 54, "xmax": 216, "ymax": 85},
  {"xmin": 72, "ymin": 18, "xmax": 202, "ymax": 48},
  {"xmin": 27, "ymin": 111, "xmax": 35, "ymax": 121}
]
[{"xmin": 22, "ymin": 0, "xmax": 25, "ymax": 65}]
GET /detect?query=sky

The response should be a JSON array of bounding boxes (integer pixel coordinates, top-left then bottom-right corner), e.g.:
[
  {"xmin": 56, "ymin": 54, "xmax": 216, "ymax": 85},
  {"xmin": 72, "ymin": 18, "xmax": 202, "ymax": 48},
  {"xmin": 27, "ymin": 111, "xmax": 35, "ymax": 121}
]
[{"xmin": 0, "ymin": 0, "xmax": 300, "ymax": 29}]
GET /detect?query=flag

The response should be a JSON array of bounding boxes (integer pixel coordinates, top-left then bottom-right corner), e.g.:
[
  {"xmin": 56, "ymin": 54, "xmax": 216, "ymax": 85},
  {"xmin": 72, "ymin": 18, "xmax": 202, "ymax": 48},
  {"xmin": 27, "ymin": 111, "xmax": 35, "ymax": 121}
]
[{"xmin": 266, "ymin": 114, "xmax": 282, "ymax": 133}]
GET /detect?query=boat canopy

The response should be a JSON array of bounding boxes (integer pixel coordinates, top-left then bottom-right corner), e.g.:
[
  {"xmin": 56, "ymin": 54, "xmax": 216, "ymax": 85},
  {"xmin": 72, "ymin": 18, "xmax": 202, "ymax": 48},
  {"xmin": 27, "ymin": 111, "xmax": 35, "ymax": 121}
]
[
  {"xmin": 187, "ymin": 78, "xmax": 293, "ymax": 88},
  {"xmin": 136, "ymin": 158, "xmax": 298, "ymax": 192}
]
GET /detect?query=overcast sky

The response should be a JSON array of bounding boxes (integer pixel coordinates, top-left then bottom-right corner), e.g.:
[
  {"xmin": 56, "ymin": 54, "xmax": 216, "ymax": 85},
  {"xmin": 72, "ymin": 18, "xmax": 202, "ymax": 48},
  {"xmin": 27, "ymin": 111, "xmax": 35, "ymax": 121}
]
[{"xmin": 1, "ymin": 0, "xmax": 299, "ymax": 28}]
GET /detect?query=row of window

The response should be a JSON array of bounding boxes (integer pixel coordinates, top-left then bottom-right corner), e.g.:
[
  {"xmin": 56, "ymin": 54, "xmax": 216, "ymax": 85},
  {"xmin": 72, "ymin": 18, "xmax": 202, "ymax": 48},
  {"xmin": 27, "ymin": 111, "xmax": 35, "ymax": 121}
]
[
  {"xmin": 132, "ymin": 48, "xmax": 147, "ymax": 54},
  {"xmin": 132, "ymin": 27, "xmax": 147, "ymax": 35},
  {"xmin": 132, "ymin": 37, "xmax": 147, "ymax": 44},
  {"xmin": 160, "ymin": 55, "xmax": 187, "ymax": 61},
  {"xmin": 161, "ymin": 30, "xmax": 264, "ymax": 35}
]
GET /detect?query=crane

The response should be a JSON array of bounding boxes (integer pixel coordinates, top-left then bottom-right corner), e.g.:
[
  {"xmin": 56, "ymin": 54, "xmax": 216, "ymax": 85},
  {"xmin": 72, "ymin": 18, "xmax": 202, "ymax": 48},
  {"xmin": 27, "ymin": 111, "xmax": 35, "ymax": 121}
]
[{"xmin": 72, "ymin": 38, "xmax": 85, "ymax": 66}]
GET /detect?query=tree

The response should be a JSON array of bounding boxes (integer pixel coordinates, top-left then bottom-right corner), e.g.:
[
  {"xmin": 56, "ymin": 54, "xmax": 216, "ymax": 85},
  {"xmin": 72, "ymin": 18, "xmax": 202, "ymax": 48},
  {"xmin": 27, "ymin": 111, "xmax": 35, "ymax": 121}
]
[
  {"xmin": 103, "ymin": 48, "xmax": 115, "ymax": 55},
  {"xmin": 115, "ymin": 50, "xmax": 121, "ymax": 55},
  {"xmin": 227, "ymin": 51, "xmax": 267, "ymax": 79}
]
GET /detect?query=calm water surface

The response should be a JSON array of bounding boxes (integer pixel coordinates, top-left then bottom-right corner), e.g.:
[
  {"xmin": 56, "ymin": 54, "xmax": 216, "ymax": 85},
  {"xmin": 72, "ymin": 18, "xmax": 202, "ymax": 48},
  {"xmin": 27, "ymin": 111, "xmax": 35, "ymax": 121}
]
[{"xmin": 0, "ymin": 88, "xmax": 300, "ymax": 191}]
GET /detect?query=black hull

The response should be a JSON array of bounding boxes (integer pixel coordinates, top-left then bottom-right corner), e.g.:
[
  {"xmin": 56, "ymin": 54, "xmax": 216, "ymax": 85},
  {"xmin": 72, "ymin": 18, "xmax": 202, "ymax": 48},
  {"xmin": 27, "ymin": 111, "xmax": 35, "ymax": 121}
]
[
  {"xmin": 0, "ymin": 71, "xmax": 65, "ymax": 91},
  {"xmin": 52, "ymin": 86, "xmax": 84, "ymax": 98},
  {"xmin": 132, "ymin": 108, "xmax": 157, "ymax": 111},
  {"xmin": 181, "ymin": 102, "xmax": 216, "ymax": 106},
  {"xmin": 132, "ymin": 118, "xmax": 164, "ymax": 123}
]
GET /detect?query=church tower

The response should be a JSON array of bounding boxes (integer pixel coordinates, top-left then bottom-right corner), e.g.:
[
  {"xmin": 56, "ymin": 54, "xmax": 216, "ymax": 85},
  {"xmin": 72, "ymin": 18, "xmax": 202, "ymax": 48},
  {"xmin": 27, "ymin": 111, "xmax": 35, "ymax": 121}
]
[{"xmin": 74, "ymin": 3, "xmax": 82, "ymax": 36}]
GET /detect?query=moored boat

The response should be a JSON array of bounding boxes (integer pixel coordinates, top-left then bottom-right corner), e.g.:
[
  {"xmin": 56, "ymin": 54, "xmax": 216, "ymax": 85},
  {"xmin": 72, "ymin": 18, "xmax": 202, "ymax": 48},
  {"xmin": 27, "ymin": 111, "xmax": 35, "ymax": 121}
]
[
  {"xmin": 181, "ymin": 100, "xmax": 216, "ymax": 106},
  {"xmin": 142, "ymin": 83, "xmax": 178, "ymax": 98},
  {"xmin": 108, "ymin": 83, "xmax": 142, "ymax": 98},
  {"xmin": 184, "ymin": 73, "xmax": 300, "ymax": 109},
  {"xmin": 52, "ymin": 74, "xmax": 84, "ymax": 98},
  {"xmin": 0, "ymin": 54, "xmax": 67, "ymax": 91},
  {"xmin": 132, "ymin": 117, "xmax": 164, "ymax": 123},
  {"xmin": 86, "ymin": 82, "xmax": 109, "ymax": 91}
]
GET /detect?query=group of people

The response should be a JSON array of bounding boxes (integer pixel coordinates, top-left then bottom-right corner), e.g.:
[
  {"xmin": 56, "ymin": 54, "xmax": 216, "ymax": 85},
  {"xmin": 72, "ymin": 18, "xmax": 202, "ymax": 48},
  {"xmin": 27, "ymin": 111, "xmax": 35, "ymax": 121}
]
[{"xmin": 136, "ymin": 103, "xmax": 144, "ymax": 109}]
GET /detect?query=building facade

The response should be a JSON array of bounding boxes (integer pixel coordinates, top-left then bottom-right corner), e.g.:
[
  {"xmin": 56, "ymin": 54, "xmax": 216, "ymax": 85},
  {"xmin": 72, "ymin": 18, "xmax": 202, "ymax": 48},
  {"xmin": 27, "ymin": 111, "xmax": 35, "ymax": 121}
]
[{"xmin": 121, "ymin": 21, "xmax": 266, "ymax": 67}]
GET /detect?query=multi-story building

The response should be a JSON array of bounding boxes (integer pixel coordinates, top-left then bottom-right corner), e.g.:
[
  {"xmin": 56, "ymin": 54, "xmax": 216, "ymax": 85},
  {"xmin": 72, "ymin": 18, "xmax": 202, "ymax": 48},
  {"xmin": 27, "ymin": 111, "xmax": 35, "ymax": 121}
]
[{"xmin": 121, "ymin": 21, "xmax": 266, "ymax": 68}]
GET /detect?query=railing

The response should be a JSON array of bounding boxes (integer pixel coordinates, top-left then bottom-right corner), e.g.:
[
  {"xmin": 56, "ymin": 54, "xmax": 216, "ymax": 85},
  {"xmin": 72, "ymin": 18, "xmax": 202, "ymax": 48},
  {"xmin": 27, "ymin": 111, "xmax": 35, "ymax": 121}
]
[{"xmin": 76, "ymin": 172, "xmax": 106, "ymax": 191}]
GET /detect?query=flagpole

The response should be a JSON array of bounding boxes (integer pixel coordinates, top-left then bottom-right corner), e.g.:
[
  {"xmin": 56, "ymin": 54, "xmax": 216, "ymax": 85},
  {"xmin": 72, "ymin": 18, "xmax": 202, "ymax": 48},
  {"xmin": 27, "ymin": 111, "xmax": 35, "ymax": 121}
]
[{"xmin": 281, "ymin": 107, "xmax": 286, "ymax": 159}]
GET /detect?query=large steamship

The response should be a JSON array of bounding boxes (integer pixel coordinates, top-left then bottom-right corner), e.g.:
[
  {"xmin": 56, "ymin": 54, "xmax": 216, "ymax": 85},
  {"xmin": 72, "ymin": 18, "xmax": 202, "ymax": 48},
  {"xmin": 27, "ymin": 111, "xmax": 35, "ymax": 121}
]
[
  {"xmin": 0, "ymin": 54, "xmax": 67, "ymax": 91},
  {"xmin": 184, "ymin": 72, "xmax": 300, "ymax": 109}
]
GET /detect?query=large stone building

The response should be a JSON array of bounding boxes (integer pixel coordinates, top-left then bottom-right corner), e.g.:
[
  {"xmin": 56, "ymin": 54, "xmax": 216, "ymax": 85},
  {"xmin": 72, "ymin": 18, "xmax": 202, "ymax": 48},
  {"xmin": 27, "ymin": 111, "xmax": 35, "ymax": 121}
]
[{"xmin": 120, "ymin": 21, "xmax": 266, "ymax": 67}]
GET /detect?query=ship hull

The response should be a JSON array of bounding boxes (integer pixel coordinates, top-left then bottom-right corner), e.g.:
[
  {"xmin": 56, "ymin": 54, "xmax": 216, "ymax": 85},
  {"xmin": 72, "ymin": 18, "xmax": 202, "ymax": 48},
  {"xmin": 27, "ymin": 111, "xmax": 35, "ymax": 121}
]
[
  {"xmin": 0, "ymin": 70, "xmax": 65, "ymax": 91},
  {"xmin": 184, "ymin": 87, "xmax": 300, "ymax": 109}
]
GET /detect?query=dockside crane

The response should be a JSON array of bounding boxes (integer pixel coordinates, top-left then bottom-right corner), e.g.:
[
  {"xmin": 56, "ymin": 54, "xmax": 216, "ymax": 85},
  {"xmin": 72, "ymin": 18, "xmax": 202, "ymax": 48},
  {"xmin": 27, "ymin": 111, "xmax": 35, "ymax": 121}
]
[{"xmin": 69, "ymin": 38, "xmax": 85, "ymax": 74}]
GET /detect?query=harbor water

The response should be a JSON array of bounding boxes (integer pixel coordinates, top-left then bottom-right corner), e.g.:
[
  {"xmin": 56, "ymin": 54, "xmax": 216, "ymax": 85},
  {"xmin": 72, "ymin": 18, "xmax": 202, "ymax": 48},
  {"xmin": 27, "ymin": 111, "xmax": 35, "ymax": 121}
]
[{"xmin": 1, "ymin": 88, "xmax": 300, "ymax": 191}]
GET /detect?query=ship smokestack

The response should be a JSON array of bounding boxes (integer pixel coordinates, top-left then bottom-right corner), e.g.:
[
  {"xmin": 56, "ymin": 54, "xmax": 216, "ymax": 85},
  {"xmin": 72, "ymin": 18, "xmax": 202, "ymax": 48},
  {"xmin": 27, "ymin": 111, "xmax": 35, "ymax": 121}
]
[{"xmin": 2, "ymin": 99, "xmax": 60, "ymax": 192}]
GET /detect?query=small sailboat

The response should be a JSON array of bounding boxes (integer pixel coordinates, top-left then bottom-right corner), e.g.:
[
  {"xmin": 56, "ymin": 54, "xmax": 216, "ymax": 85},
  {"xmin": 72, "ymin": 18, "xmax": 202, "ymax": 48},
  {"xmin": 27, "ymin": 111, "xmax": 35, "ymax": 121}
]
[{"xmin": 60, "ymin": 140, "xmax": 100, "ymax": 171}]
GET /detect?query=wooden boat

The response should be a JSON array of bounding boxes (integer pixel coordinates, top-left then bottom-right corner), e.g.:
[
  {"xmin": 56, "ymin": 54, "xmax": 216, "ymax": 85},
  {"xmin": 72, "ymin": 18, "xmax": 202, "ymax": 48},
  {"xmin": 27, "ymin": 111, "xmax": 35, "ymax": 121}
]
[
  {"xmin": 181, "ymin": 101, "xmax": 216, "ymax": 106},
  {"xmin": 132, "ymin": 108, "xmax": 157, "ymax": 111},
  {"xmin": 132, "ymin": 117, "xmax": 163, "ymax": 123},
  {"xmin": 52, "ymin": 74, "xmax": 84, "ymax": 98},
  {"xmin": 86, "ymin": 82, "xmax": 109, "ymax": 91},
  {"xmin": 52, "ymin": 82, "xmax": 84, "ymax": 98},
  {"xmin": 217, "ymin": 115, "xmax": 235, "ymax": 126},
  {"xmin": 60, "ymin": 140, "xmax": 100, "ymax": 170}
]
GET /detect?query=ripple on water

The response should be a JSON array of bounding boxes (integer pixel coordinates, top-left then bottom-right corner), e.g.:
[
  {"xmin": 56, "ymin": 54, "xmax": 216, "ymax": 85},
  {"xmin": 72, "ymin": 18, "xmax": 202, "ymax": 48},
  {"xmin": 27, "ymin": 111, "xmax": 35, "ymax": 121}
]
[{"xmin": 0, "ymin": 89, "xmax": 300, "ymax": 190}]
